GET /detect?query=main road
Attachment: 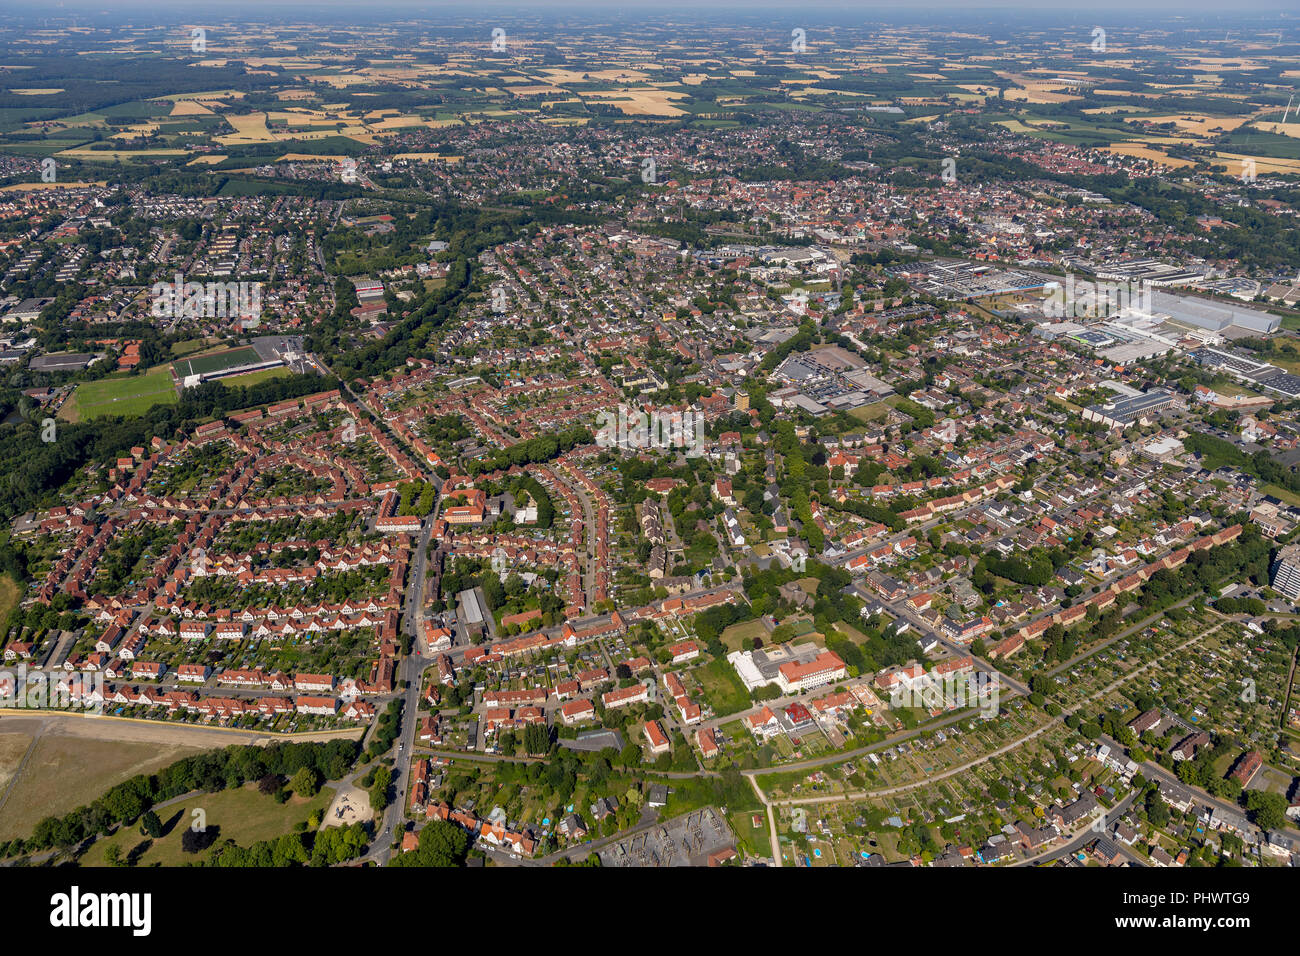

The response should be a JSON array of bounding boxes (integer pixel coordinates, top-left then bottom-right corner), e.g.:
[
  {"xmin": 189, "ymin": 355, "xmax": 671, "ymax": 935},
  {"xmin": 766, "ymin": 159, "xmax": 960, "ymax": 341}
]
[{"xmin": 371, "ymin": 513, "xmax": 437, "ymax": 865}]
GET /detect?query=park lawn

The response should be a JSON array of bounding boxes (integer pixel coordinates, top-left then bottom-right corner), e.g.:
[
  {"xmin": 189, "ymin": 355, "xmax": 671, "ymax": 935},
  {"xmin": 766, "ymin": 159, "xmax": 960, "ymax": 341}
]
[
  {"xmin": 0, "ymin": 734, "xmax": 205, "ymax": 840},
  {"xmin": 86, "ymin": 781, "xmax": 334, "ymax": 867},
  {"xmin": 62, "ymin": 366, "xmax": 177, "ymax": 422},
  {"xmin": 694, "ymin": 657, "xmax": 752, "ymax": 717},
  {"xmin": 720, "ymin": 617, "xmax": 769, "ymax": 651}
]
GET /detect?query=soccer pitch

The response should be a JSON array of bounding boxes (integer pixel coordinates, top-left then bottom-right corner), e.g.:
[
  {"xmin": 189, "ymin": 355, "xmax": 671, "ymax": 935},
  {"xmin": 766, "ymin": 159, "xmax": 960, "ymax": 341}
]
[
  {"xmin": 64, "ymin": 366, "xmax": 178, "ymax": 420},
  {"xmin": 171, "ymin": 345, "xmax": 263, "ymax": 378}
]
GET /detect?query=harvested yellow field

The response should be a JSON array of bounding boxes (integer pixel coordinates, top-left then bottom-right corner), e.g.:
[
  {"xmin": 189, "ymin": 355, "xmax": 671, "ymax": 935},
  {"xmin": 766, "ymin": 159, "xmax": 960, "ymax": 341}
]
[
  {"xmin": 169, "ymin": 99, "xmax": 213, "ymax": 116},
  {"xmin": 9, "ymin": 88, "xmax": 63, "ymax": 94},
  {"xmin": 363, "ymin": 115, "xmax": 430, "ymax": 131},
  {"xmin": 1254, "ymin": 120, "xmax": 1300, "ymax": 139},
  {"xmin": 1211, "ymin": 152, "xmax": 1300, "ymax": 175},
  {"xmin": 1126, "ymin": 113, "xmax": 1250, "ymax": 137},
  {"xmin": 393, "ymin": 152, "xmax": 463, "ymax": 163},
  {"xmin": 111, "ymin": 122, "xmax": 161, "ymax": 139},
  {"xmin": 583, "ymin": 88, "xmax": 687, "ymax": 116},
  {"xmin": 1102, "ymin": 143, "xmax": 1195, "ymax": 168},
  {"xmin": 275, "ymin": 153, "xmax": 349, "ymax": 162},
  {"xmin": 1004, "ymin": 87, "xmax": 1081, "ymax": 104},
  {"xmin": 268, "ymin": 110, "xmax": 341, "ymax": 128},
  {"xmin": 541, "ymin": 68, "xmax": 651, "ymax": 84},
  {"xmin": 993, "ymin": 119, "xmax": 1040, "ymax": 133},
  {"xmin": 995, "ymin": 70, "xmax": 1083, "ymax": 104},
  {"xmin": 0, "ymin": 180, "xmax": 107, "ymax": 191},
  {"xmin": 186, "ymin": 154, "xmax": 226, "ymax": 166},
  {"xmin": 219, "ymin": 112, "xmax": 276, "ymax": 143},
  {"xmin": 310, "ymin": 74, "xmax": 375, "ymax": 89},
  {"xmin": 56, "ymin": 147, "xmax": 190, "ymax": 160},
  {"xmin": 153, "ymin": 89, "xmax": 245, "ymax": 101}
]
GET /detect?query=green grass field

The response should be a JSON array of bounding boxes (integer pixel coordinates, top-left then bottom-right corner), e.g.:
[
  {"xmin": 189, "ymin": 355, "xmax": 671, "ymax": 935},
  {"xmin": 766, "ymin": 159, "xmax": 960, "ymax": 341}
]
[
  {"xmin": 849, "ymin": 396, "xmax": 902, "ymax": 423},
  {"xmin": 172, "ymin": 345, "xmax": 262, "ymax": 378},
  {"xmin": 0, "ymin": 575, "xmax": 20, "ymax": 628},
  {"xmin": 695, "ymin": 657, "xmax": 752, "ymax": 717},
  {"xmin": 170, "ymin": 338, "xmax": 213, "ymax": 358},
  {"xmin": 721, "ymin": 618, "xmax": 769, "ymax": 652},
  {"xmin": 85, "ymin": 782, "xmax": 334, "ymax": 866},
  {"xmin": 63, "ymin": 366, "xmax": 177, "ymax": 421},
  {"xmin": 219, "ymin": 367, "xmax": 292, "ymax": 388}
]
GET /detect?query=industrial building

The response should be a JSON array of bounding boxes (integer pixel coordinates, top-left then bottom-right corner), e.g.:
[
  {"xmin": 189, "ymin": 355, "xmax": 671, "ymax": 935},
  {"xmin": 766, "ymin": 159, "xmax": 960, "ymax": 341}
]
[{"xmin": 1082, "ymin": 389, "xmax": 1177, "ymax": 430}]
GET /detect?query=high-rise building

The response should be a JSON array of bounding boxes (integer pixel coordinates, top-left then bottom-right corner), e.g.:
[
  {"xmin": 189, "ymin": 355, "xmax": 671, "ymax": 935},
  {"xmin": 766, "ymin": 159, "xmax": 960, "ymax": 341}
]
[{"xmin": 1271, "ymin": 543, "xmax": 1300, "ymax": 600}]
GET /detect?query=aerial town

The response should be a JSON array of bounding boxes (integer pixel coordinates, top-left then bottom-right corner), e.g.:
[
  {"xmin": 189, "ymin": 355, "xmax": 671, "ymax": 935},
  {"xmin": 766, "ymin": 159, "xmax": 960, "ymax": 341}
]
[{"xmin": 0, "ymin": 4, "xmax": 1295, "ymax": 897}]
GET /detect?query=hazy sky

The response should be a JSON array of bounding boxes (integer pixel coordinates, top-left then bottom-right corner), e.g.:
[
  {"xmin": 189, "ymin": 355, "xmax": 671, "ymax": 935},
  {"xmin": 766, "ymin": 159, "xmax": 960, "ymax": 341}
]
[{"xmin": 11, "ymin": 0, "xmax": 1298, "ymax": 12}]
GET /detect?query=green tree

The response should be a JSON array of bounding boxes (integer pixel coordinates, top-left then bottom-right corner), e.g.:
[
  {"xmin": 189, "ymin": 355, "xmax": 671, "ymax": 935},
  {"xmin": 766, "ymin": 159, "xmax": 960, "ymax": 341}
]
[
  {"xmin": 140, "ymin": 810, "xmax": 162, "ymax": 838},
  {"xmin": 289, "ymin": 766, "xmax": 321, "ymax": 798}
]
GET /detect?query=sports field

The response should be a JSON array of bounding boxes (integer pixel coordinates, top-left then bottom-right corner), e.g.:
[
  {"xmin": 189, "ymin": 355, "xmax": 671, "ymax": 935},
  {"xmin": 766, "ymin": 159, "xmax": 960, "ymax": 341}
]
[
  {"xmin": 172, "ymin": 345, "xmax": 263, "ymax": 379},
  {"xmin": 62, "ymin": 366, "xmax": 178, "ymax": 421}
]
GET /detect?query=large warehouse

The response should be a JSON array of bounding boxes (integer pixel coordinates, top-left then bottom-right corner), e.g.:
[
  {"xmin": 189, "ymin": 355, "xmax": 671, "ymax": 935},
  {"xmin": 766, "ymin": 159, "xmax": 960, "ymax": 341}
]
[{"xmin": 1150, "ymin": 291, "xmax": 1280, "ymax": 335}]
